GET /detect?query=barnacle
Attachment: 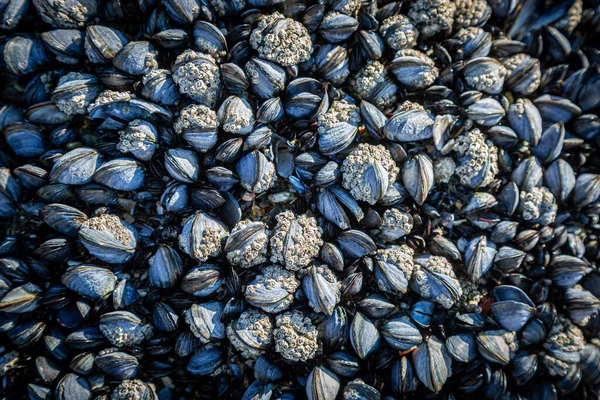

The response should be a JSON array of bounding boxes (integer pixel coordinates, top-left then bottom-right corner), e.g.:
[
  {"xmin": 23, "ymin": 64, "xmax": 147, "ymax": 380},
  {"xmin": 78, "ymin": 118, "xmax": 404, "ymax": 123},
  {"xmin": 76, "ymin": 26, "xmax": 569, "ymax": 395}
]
[
  {"xmin": 174, "ymin": 104, "xmax": 218, "ymax": 134},
  {"xmin": 227, "ymin": 309, "xmax": 273, "ymax": 359},
  {"xmin": 542, "ymin": 316, "xmax": 585, "ymax": 377},
  {"xmin": 519, "ymin": 186, "xmax": 557, "ymax": 225},
  {"xmin": 172, "ymin": 50, "xmax": 220, "ymax": 107},
  {"xmin": 273, "ymin": 310, "xmax": 318, "ymax": 362},
  {"xmin": 270, "ymin": 211, "xmax": 323, "ymax": 271},
  {"xmin": 317, "ymin": 99, "xmax": 360, "ymax": 134},
  {"xmin": 341, "ymin": 143, "xmax": 399, "ymax": 204},
  {"xmin": 453, "ymin": 0, "xmax": 491, "ymax": 30},
  {"xmin": 380, "ymin": 15, "xmax": 418, "ymax": 50},
  {"xmin": 408, "ymin": 0, "xmax": 456, "ymax": 38},
  {"xmin": 225, "ymin": 220, "xmax": 269, "ymax": 268},
  {"xmin": 454, "ymin": 128, "xmax": 499, "ymax": 188},
  {"xmin": 347, "ymin": 60, "xmax": 398, "ymax": 110},
  {"xmin": 250, "ymin": 12, "xmax": 312, "ymax": 67}
]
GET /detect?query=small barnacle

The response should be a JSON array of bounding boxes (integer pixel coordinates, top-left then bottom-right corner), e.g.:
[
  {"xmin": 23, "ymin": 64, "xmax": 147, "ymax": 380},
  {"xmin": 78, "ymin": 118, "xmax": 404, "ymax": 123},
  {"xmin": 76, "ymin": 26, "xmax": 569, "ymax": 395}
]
[
  {"xmin": 227, "ymin": 309, "xmax": 273, "ymax": 359},
  {"xmin": 250, "ymin": 12, "xmax": 312, "ymax": 67},
  {"xmin": 270, "ymin": 211, "xmax": 323, "ymax": 271},
  {"xmin": 273, "ymin": 310, "xmax": 318, "ymax": 362},
  {"xmin": 172, "ymin": 50, "xmax": 221, "ymax": 107},
  {"xmin": 245, "ymin": 265, "xmax": 300, "ymax": 313},
  {"xmin": 224, "ymin": 220, "xmax": 269, "ymax": 269},
  {"xmin": 433, "ymin": 157, "xmax": 457, "ymax": 184},
  {"xmin": 542, "ymin": 316, "xmax": 585, "ymax": 377},
  {"xmin": 379, "ymin": 208, "xmax": 413, "ymax": 242},
  {"xmin": 453, "ymin": 0, "xmax": 492, "ymax": 30},
  {"xmin": 341, "ymin": 143, "xmax": 399, "ymax": 204},
  {"xmin": 453, "ymin": 128, "xmax": 498, "ymax": 188},
  {"xmin": 519, "ymin": 186, "xmax": 557, "ymax": 225},
  {"xmin": 347, "ymin": 60, "xmax": 398, "ymax": 110},
  {"xmin": 408, "ymin": 0, "xmax": 456, "ymax": 39},
  {"xmin": 379, "ymin": 15, "xmax": 418, "ymax": 50}
]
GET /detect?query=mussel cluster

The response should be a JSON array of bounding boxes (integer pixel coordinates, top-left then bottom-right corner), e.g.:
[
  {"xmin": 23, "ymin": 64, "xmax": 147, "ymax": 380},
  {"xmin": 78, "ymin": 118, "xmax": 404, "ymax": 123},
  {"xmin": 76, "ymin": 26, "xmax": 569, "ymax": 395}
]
[{"xmin": 1, "ymin": 0, "xmax": 600, "ymax": 399}]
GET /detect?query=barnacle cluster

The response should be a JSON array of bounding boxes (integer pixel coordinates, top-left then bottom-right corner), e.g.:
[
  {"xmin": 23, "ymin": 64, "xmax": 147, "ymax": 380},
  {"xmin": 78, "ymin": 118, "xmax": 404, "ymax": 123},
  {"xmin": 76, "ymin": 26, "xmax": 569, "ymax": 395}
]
[
  {"xmin": 317, "ymin": 99, "xmax": 360, "ymax": 135},
  {"xmin": 249, "ymin": 12, "xmax": 312, "ymax": 67},
  {"xmin": 454, "ymin": 128, "xmax": 499, "ymax": 188},
  {"xmin": 273, "ymin": 310, "xmax": 318, "ymax": 362},
  {"xmin": 269, "ymin": 211, "xmax": 323, "ymax": 271},
  {"xmin": 174, "ymin": 104, "xmax": 218, "ymax": 134},
  {"xmin": 347, "ymin": 60, "xmax": 397, "ymax": 109},
  {"xmin": 341, "ymin": 143, "xmax": 399, "ymax": 204}
]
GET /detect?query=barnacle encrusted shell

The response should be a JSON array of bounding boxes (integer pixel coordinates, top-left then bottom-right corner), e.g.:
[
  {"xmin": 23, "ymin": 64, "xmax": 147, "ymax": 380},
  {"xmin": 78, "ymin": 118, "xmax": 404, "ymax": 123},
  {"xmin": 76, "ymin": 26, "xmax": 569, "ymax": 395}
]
[
  {"xmin": 347, "ymin": 60, "xmax": 397, "ymax": 110},
  {"xmin": 453, "ymin": 0, "xmax": 491, "ymax": 30},
  {"xmin": 245, "ymin": 265, "xmax": 300, "ymax": 313},
  {"xmin": 116, "ymin": 120, "xmax": 157, "ymax": 161},
  {"xmin": 225, "ymin": 220, "xmax": 269, "ymax": 268},
  {"xmin": 53, "ymin": 72, "xmax": 98, "ymax": 115},
  {"xmin": 379, "ymin": 15, "xmax": 418, "ymax": 50},
  {"xmin": 273, "ymin": 310, "xmax": 318, "ymax": 362},
  {"xmin": 88, "ymin": 90, "xmax": 131, "ymax": 110},
  {"xmin": 412, "ymin": 255, "xmax": 463, "ymax": 308},
  {"xmin": 226, "ymin": 309, "xmax": 273, "ymax": 359},
  {"xmin": 172, "ymin": 50, "xmax": 220, "ymax": 107},
  {"xmin": 249, "ymin": 12, "xmax": 312, "ymax": 67},
  {"xmin": 408, "ymin": 0, "xmax": 456, "ymax": 38},
  {"xmin": 374, "ymin": 245, "xmax": 415, "ymax": 291},
  {"xmin": 380, "ymin": 208, "xmax": 413, "ymax": 240},
  {"xmin": 111, "ymin": 380, "xmax": 155, "ymax": 400},
  {"xmin": 81, "ymin": 214, "xmax": 132, "ymax": 246},
  {"xmin": 341, "ymin": 143, "xmax": 399, "ymax": 204},
  {"xmin": 519, "ymin": 186, "xmax": 557, "ymax": 225},
  {"xmin": 317, "ymin": 99, "xmax": 360, "ymax": 135},
  {"xmin": 270, "ymin": 211, "xmax": 323, "ymax": 271},
  {"xmin": 542, "ymin": 316, "xmax": 585, "ymax": 377},
  {"xmin": 178, "ymin": 212, "xmax": 229, "ymax": 262},
  {"xmin": 457, "ymin": 274, "xmax": 487, "ymax": 312},
  {"xmin": 174, "ymin": 104, "xmax": 218, "ymax": 134},
  {"xmin": 502, "ymin": 53, "xmax": 541, "ymax": 96},
  {"xmin": 453, "ymin": 128, "xmax": 498, "ymax": 188}
]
